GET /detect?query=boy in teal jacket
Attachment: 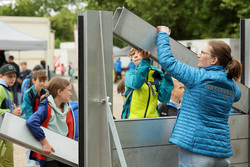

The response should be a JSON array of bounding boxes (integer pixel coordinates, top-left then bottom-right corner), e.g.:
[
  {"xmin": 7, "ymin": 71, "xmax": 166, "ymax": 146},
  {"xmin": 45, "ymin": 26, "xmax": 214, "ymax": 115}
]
[
  {"xmin": 122, "ymin": 48, "xmax": 173, "ymax": 119},
  {"xmin": 0, "ymin": 64, "xmax": 22, "ymax": 167},
  {"xmin": 21, "ymin": 70, "xmax": 47, "ymax": 166}
]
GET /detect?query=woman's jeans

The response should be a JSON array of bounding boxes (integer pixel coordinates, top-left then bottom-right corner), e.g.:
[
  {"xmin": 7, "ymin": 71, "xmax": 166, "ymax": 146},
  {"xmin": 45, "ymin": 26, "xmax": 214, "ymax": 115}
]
[{"xmin": 179, "ymin": 147, "xmax": 230, "ymax": 167}]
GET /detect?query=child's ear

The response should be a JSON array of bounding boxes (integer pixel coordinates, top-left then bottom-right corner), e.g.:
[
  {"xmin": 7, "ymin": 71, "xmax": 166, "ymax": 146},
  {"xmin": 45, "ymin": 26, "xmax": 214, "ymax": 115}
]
[
  {"xmin": 57, "ymin": 89, "xmax": 61, "ymax": 96},
  {"xmin": 32, "ymin": 78, "xmax": 35, "ymax": 84},
  {"xmin": 0, "ymin": 74, "xmax": 2, "ymax": 78}
]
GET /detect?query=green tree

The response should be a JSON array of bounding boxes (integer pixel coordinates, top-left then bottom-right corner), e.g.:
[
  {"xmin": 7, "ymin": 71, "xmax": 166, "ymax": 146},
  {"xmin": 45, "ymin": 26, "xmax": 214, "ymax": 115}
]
[
  {"xmin": 1, "ymin": 0, "xmax": 250, "ymax": 47},
  {"xmin": 50, "ymin": 9, "xmax": 78, "ymax": 48},
  {"xmin": 0, "ymin": 0, "xmax": 81, "ymax": 17},
  {"xmin": 86, "ymin": 0, "xmax": 250, "ymax": 42}
]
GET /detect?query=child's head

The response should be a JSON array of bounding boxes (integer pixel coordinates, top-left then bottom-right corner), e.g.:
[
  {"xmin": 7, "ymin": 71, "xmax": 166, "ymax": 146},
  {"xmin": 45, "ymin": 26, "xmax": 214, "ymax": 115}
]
[
  {"xmin": 128, "ymin": 48, "xmax": 142, "ymax": 66},
  {"xmin": 45, "ymin": 77, "xmax": 72, "ymax": 103},
  {"xmin": 20, "ymin": 61, "xmax": 28, "ymax": 71},
  {"xmin": 33, "ymin": 64, "xmax": 44, "ymax": 71},
  {"xmin": 32, "ymin": 70, "xmax": 48, "ymax": 91},
  {"xmin": 171, "ymin": 78, "xmax": 185, "ymax": 104},
  {"xmin": 117, "ymin": 78, "xmax": 125, "ymax": 96},
  {"xmin": 0, "ymin": 64, "xmax": 17, "ymax": 87}
]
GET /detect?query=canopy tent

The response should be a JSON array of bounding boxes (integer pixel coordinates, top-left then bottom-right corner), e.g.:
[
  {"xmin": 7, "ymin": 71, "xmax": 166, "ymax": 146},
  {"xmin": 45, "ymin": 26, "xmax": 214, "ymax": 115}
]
[
  {"xmin": 0, "ymin": 20, "xmax": 47, "ymax": 51},
  {"xmin": 113, "ymin": 45, "xmax": 131, "ymax": 57}
]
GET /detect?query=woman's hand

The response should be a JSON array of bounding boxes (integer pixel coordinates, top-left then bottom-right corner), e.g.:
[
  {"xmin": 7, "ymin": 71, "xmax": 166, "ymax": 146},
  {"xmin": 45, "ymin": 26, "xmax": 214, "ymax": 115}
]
[
  {"xmin": 40, "ymin": 138, "xmax": 55, "ymax": 156},
  {"xmin": 157, "ymin": 26, "xmax": 171, "ymax": 35},
  {"xmin": 138, "ymin": 48, "xmax": 151, "ymax": 60}
]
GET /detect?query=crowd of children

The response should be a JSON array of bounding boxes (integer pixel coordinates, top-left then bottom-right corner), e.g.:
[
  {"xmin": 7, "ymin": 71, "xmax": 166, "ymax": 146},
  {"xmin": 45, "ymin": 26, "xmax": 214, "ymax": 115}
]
[{"xmin": 0, "ymin": 63, "xmax": 78, "ymax": 167}]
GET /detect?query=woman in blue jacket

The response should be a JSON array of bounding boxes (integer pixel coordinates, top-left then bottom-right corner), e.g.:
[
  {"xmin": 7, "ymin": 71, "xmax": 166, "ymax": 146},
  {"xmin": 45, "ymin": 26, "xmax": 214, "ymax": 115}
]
[{"xmin": 157, "ymin": 26, "xmax": 241, "ymax": 167}]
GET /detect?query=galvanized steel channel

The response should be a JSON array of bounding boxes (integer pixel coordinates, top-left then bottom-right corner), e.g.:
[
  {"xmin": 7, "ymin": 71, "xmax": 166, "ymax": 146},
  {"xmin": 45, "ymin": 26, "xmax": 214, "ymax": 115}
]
[{"xmin": 0, "ymin": 112, "xmax": 78, "ymax": 166}]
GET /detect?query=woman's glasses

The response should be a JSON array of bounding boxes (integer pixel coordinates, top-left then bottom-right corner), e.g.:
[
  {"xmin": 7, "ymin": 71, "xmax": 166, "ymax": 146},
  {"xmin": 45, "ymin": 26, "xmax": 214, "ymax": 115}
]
[{"xmin": 200, "ymin": 51, "xmax": 213, "ymax": 57}]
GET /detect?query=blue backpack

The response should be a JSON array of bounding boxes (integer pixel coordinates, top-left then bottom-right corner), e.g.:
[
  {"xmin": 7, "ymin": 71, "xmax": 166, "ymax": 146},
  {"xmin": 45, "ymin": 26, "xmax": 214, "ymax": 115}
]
[{"xmin": 21, "ymin": 74, "xmax": 34, "ymax": 95}]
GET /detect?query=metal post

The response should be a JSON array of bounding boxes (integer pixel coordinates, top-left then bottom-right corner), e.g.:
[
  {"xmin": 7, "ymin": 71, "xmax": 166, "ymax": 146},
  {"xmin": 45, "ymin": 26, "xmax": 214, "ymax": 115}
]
[
  {"xmin": 78, "ymin": 11, "xmax": 113, "ymax": 167},
  {"xmin": 240, "ymin": 19, "xmax": 250, "ymax": 88},
  {"xmin": 240, "ymin": 18, "xmax": 250, "ymax": 166}
]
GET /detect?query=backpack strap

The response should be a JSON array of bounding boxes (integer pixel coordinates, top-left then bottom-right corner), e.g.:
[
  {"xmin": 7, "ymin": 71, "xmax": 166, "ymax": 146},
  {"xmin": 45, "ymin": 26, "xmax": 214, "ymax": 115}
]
[
  {"xmin": 2, "ymin": 86, "xmax": 14, "ymax": 113},
  {"xmin": 41, "ymin": 104, "xmax": 52, "ymax": 127},
  {"xmin": 124, "ymin": 89, "xmax": 133, "ymax": 106}
]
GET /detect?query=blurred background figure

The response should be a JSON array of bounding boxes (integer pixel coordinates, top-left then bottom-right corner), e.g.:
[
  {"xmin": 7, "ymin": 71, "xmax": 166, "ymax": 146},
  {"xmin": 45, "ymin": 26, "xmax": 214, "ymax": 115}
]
[
  {"xmin": 0, "ymin": 50, "xmax": 6, "ymax": 68},
  {"xmin": 17, "ymin": 61, "xmax": 31, "ymax": 106},
  {"xmin": 127, "ymin": 59, "xmax": 136, "ymax": 71},
  {"xmin": 68, "ymin": 62, "xmax": 74, "ymax": 82},
  {"xmin": 40, "ymin": 60, "xmax": 46, "ymax": 69},
  {"xmin": 114, "ymin": 57, "xmax": 122, "ymax": 83},
  {"xmin": 60, "ymin": 64, "xmax": 66, "ymax": 76}
]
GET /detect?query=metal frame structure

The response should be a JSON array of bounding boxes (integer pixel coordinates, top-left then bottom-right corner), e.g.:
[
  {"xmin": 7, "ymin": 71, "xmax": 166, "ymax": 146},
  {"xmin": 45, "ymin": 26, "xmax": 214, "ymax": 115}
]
[
  {"xmin": 241, "ymin": 19, "xmax": 250, "ymax": 88},
  {"xmin": 78, "ymin": 7, "xmax": 250, "ymax": 167},
  {"xmin": 0, "ymin": 7, "xmax": 249, "ymax": 167}
]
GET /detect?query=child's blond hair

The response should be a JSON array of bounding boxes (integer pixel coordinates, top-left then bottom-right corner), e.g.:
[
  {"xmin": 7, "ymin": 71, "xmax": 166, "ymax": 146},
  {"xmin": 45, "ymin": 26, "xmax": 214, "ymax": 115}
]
[{"xmin": 128, "ymin": 48, "xmax": 137, "ymax": 58}]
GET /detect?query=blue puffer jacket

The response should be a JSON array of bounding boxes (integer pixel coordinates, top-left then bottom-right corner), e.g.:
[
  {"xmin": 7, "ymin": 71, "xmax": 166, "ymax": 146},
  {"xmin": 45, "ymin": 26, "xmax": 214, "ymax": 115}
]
[{"xmin": 157, "ymin": 32, "xmax": 241, "ymax": 157}]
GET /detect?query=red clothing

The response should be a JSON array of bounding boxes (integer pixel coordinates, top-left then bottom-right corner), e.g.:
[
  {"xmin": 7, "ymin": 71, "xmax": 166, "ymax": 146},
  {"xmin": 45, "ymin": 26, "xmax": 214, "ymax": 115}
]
[
  {"xmin": 29, "ymin": 104, "xmax": 74, "ymax": 166},
  {"xmin": 33, "ymin": 98, "xmax": 40, "ymax": 113}
]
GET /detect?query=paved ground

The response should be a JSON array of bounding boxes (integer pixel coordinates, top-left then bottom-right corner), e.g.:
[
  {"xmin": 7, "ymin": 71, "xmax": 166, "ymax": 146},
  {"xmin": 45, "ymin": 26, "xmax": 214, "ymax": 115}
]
[{"xmin": 14, "ymin": 81, "xmax": 123, "ymax": 166}]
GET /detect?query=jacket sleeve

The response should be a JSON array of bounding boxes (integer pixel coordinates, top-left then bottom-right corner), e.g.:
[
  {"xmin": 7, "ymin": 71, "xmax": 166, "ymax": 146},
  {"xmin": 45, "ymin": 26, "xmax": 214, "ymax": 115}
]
[
  {"xmin": 158, "ymin": 74, "xmax": 174, "ymax": 103},
  {"xmin": 157, "ymin": 32, "xmax": 201, "ymax": 88},
  {"xmin": 125, "ymin": 59, "xmax": 150, "ymax": 90},
  {"xmin": 26, "ymin": 103, "xmax": 47, "ymax": 141},
  {"xmin": 0, "ymin": 87, "xmax": 10, "ymax": 115},
  {"xmin": 21, "ymin": 90, "xmax": 33, "ymax": 119}
]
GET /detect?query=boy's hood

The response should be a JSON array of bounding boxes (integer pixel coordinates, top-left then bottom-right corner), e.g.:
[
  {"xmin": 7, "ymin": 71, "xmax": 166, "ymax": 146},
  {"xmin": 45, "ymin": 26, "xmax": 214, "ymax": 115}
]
[{"xmin": 0, "ymin": 78, "xmax": 8, "ymax": 87}]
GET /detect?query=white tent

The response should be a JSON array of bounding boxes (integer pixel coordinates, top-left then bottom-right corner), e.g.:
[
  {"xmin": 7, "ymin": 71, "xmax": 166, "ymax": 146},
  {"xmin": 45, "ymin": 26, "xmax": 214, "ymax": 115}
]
[
  {"xmin": 0, "ymin": 20, "xmax": 47, "ymax": 51},
  {"xmin": 113, "ymin": 45, "xmax": 131, "ymax": 57}
]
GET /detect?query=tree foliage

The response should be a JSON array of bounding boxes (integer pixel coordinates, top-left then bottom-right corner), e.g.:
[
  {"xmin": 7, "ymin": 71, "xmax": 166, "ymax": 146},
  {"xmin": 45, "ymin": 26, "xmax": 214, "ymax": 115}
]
[
  {"xmin": 86, "ymin": 0, "xmax": 250, "ymax": 46},
  {"xmin": 0, "ymin": 0, "xmax": 80, "ymax": 16},
  {"xmin": 50, "ymin": 9, "xmax": 78, "ymax": 48},
  {"xmin": 0, "ymin": 0, "xmax": 250, "ymax": 48}
]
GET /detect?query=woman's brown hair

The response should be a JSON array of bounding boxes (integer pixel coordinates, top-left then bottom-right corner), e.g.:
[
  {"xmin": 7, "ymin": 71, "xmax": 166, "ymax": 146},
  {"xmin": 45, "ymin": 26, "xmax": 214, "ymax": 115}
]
[
  {"xmin": 208, "ymin": 40, "xmax": 242, "ymax": 80},
  {"xmin": 40, "ymin": 77, "xmax": 71, "ymax": 101}
]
